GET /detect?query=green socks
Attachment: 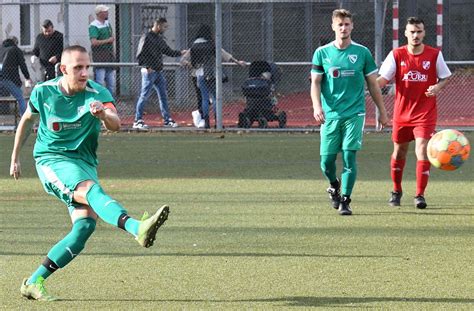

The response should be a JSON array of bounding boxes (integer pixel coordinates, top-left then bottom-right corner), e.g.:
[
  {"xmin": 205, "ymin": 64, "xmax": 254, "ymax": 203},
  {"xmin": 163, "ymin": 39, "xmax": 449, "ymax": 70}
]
[
  {"xmin": 27, "ymin": 217, "xmax": 96, "ymax": 284},
  {"xmin": 320, "ymin": 151, "xmax": 357, "ymax": 196},
  {"xmin": 341, "ymin": 150, "xmax": 357, "ymax": 196},
  {"xmin": 320, "ymin": 154, "xmax": 338, "ymax": 183},
  {"xmin": 27, "ymin": 183, "xmax": 143, "ymax": 285},
  {"xmin": 85, "ymin": 183, "xmax": 139, "ymax": 236}
]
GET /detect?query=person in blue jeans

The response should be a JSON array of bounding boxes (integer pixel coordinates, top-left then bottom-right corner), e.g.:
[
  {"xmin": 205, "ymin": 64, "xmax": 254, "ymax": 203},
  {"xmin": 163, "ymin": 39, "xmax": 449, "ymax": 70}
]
[
  {"xmin": 89, "ymin": 5, "xmax": 116, "ymax": 95},
  {"xmin": 187, "ymin": 24, "xmax": 246, "ymax": 128},
  {"xmin": 133, "ymin": 18, "xmax": 185, "ymax": 130},
  {"xmin": 0, "ymin": 37, "xmax": 32, "ymax": 116}
]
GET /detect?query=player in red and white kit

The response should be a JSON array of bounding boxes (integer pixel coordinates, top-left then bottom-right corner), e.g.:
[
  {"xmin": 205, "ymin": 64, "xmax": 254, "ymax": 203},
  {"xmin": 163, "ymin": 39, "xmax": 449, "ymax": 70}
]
[{"xmin": 378, "ymin": 17, "xmax": 451, "ymax": 209}]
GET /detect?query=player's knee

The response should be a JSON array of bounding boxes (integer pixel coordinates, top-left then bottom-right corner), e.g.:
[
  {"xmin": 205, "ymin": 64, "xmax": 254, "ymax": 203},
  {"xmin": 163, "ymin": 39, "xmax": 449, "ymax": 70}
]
[
  {"xmin": 74, "ymin": 180, "xmax": 97, "ymax": 204},
  {"xmin": 320, "ymin": 154, "xmax": 336, "ymax": 171},
  {"xmin": 73, "ymin": 217, "xmax": 96, "ymax": 242},
  {"xmin": 342, "ymin": 150, "xmax": 357, "ymax": 173},
  {"xmin": 342, "ymin": 150, "xmax": 356, "ymax": 161},
  {"xmin": 71, "ymin": 204, "xmax": 98, "ymax": 223},
  {"xmin": 393, "ymin": 143, "xmax": 409, "ymax": 159},
  {"xmin": 415, "ymin": 149, "xmax": 429, "ymax": 161},
  {"xmin": 320, "ymin": 161, "xmax": 327, "ymax": 172}
]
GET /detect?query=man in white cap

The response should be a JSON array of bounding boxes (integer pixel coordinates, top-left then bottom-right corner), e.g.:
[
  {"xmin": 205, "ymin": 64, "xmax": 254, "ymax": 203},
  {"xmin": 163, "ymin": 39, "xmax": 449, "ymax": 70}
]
[{"xmin": 89, "ymin": 4, "xmax": 116, "ymax": 95}]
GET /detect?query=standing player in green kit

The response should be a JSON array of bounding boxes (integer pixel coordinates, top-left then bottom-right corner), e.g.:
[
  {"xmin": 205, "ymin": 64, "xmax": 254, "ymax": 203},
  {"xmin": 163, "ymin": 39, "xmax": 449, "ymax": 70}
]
[
  {"xmin": 10, "ymin": 45, "xmax": 169, "ymax": 301},
  {"xmin": 311, "ymin": 9, "xmax": 388, "ymax": 215}
]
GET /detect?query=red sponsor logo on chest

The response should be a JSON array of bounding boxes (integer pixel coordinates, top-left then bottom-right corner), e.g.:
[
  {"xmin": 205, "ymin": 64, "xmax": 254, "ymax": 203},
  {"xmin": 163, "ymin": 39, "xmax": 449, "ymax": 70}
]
[{"xmin": 52, "ymin": 122, "xmax": 61, "ymax": 131}]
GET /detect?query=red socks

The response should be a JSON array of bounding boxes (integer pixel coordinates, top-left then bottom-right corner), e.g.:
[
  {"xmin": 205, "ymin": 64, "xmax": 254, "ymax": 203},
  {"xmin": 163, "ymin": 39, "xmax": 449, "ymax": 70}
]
[
  {"xmin": 391, "ymin": 158, "xmax": 431, "ymax": 196},
  {"xmin": 416, "ymin": 160, "xmax": 431, "ymax": 196},
  {"xmin": 391, "ymin": 158, "xmax": 406, "ymax": 193}
]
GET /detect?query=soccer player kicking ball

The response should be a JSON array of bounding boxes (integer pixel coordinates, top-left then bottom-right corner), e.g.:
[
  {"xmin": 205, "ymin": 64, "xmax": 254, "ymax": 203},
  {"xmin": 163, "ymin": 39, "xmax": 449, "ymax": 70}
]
[
  {"xmin": 10, "ymin": 45, "xmax": 169, "ymax": 301},
  {"xmin": 311, "ymin": 9, "xmax": 388, "ymax": 216},
  {"xmin": 378, "ymin": 17, "xmax": 451, "ymax": 209}
]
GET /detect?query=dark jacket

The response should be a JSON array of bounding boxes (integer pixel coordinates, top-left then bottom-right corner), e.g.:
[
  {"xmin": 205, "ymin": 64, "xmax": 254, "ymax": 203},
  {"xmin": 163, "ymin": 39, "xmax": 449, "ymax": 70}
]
[
  {"xmin": 32, "ymin": 31, "xmax": 63, "ymax": 69},
  {"xmin": 0, "ymin": 39, "xmax": 30, "ymax": 86},
  {"xmin": 137, "ymin": 31, "xmax": 181, "ymax": 72},
  {"xmin": 190, "ymin": 38, "xmax": 215, "ymax": 79}
]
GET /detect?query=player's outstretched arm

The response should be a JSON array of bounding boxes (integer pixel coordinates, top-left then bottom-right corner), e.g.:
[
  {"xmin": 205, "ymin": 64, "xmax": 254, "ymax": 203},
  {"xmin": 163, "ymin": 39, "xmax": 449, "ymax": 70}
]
[
  {"xmin": 10, "ymin": 109, "xmax": 37, "ymax": 180},
  {"xmin": 366, "ymin": 74, "xmax": 388, "ymax": 130}
]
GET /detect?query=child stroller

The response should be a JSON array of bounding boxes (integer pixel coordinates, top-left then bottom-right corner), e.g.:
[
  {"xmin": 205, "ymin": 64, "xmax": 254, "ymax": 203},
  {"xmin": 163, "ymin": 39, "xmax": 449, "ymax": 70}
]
[{"xmin": 238, "ymin": 61, "xmax": 287, "ymax": 128}]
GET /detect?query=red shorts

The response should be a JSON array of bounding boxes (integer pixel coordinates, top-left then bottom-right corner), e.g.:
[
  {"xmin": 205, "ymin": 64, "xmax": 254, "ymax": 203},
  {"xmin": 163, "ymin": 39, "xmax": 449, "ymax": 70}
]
[{"xmin": 392, "ymin": 123, "xmax": 436, "ymax": 143}]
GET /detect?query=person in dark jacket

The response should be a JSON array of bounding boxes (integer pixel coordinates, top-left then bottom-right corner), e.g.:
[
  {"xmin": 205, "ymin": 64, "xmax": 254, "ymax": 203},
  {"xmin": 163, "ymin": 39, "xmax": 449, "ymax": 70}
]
[
  {"xmin": 133, "ymin": 18, "xmax": 185, "ymax": 129},
  {"xmin": 32, "ymin": 19, "xmax": 63, "ymax": 81},
  {"xmin": 0, "ymin": 37, "xmax": 32, "ymax": 115},
  {"xmin": 185, "ymin": 24, "xmax": 246, "ymax": 128}
]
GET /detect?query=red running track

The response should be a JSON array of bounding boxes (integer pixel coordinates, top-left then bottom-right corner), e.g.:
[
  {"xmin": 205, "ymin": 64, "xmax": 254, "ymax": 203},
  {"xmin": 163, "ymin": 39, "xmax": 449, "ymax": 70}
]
[{"xmin": 121, "ymin": 73, "xmax": 474, "ymax": 129}]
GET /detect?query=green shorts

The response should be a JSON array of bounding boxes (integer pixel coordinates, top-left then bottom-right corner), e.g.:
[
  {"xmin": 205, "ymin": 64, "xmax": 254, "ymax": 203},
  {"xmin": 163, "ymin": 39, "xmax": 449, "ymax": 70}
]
[
  {"xmin": 35, "ymin": 156, "xmax": 99, "ymax": 213},
  {"xmin": 320, "ymin": 114, "xmax": 365, "ymax": 155}
]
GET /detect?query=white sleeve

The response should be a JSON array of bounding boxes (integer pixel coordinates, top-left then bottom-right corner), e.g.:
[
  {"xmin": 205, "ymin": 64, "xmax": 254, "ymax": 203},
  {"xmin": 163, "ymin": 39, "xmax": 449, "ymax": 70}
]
[
  {"xmin": 436, "ymin": 52, "xmax": 452, "ymax": 79},
  {"xmin": 378, "ymin": 51, "xmax": 396, "ymax": 81}
]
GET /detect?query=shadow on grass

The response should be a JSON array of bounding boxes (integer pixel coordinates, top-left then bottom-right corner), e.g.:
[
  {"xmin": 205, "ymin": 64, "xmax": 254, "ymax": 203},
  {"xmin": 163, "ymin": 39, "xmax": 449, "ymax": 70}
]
[
  {"xmin": 58, "ymin": 296, "xmax": 474, "ymax": 306},
  {"xmin": 249, "ymin": 296, "xmax": 474, "ymax": 307},
  {"xmin": 241, "ymin": 296, "xmax": 474, "ymax": 307},
  {"xmin": 0, "ymin": 251, "xmax": 402, "ymax": 259},
  {"xmin": 357, "ymin": 211, "xmax": 474, "ymax": 216}
]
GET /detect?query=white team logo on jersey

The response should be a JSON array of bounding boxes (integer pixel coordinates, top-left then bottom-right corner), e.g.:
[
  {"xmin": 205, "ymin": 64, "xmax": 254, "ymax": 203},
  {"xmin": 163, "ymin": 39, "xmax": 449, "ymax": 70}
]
[
  {"xmin": 422, "ymin": 61, "xmax": 431, "ymax": 70},
  {"xmin": 402, "ymin": 71, "xmax": 428, "ymax": 82},
  {"xmin": 348, "ymin": 54, "xmax": 358, "ymax": 64}
]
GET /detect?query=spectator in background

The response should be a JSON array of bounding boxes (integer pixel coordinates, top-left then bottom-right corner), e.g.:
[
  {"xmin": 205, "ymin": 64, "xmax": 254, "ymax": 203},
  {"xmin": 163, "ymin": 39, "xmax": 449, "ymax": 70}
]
[
  {"xmin": 184, "ymin": 24, "xmax": 246, "ymax": 129},
  {"xmin": 0, "ymin": 37, "xmax": 32, "ymax": 115},
  {"xmin": 32, "ymin": 19, "xmax": 63, "ymax": 81},
  {"xmin": 181, "ymin": 53, "xmax": 206, "ymax": 128},
  {"xmin": 89, "ymin": 4, "xmax": 116, "ymax": 95},
  {"xmin": 180, "ymin": 26, "xmax": 210, "ymax": 128},
  {"xmin": 133, "ymin": 18, "xmax": 186, "ymax": 130}
]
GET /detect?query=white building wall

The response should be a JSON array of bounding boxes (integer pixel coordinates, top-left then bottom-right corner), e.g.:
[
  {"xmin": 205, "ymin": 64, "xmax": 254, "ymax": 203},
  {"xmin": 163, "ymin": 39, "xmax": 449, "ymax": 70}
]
[
  {"xmin": 0, "ymin": 3, "xmax": 181, "ymax": 84},
  {"xmin": 0, "ymin": 4, "xmax": 117, "ymax": 83}
]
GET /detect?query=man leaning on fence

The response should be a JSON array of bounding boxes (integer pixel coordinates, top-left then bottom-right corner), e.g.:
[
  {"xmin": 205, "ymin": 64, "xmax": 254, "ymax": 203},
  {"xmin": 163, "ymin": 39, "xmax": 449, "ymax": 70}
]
[
  {"xmin": 133, "ymin": 18, "xmax": 186, "ymax": 130},
  {"xmin": 0, "ymin": 36, "xmax": 32, "ymax": 116},
  {"xmin": 89, "ymin": 4, "xmax": 116, "ymax": 95},
  {"xmin": 32, "ymin": 19, "xmax": 64, "ymax": 81}
]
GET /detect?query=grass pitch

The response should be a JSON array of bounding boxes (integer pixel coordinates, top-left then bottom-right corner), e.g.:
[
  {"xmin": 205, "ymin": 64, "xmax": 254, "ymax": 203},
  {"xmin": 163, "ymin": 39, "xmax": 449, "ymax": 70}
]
[{"xmin": 0, "ymin": 131, "xmax": 473, "ymax": 310}]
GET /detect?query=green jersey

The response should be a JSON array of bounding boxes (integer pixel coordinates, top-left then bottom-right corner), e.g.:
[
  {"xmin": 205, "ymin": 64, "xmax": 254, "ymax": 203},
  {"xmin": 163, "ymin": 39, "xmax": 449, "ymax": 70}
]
[
  {"xmin": 311, "ymin": 41, "xmax": 377, "ymax": 120},
  {"xmin": 29, "ymin": 77, "xmax": 115, "ymax": 166},
  {"xmin": 89, "ymin": 20, "xmax": 114, "ymax": 62}
]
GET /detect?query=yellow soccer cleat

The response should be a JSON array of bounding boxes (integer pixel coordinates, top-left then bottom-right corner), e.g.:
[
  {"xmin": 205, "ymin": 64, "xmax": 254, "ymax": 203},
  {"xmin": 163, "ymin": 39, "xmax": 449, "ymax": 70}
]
[
  {"xmin": 136, "ymin": 205, "xmax": 170, "ymax": 248},
  {"xmin": 20, "ymin": 277, "xmax": 58, "ymax": 301}
]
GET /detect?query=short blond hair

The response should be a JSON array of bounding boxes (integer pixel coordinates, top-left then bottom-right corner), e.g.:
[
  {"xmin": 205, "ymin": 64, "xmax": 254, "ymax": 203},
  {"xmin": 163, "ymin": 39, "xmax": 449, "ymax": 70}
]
[{"xmin": 332, "ymin": 9, "xmax": 352, "ymax": 21}]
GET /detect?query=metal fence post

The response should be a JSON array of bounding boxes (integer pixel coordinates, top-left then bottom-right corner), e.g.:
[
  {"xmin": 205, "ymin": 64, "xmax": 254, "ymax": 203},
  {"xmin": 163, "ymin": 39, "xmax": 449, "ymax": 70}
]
[
  {"xmin": 175, "ymin": 4, "xmax": 188, "ymax": 110},
  {"xmin": 374, "ymin": 0, "xmax": 384, "ymax": 130},
  {"xmin": 263, "ymin": 3, "xmax": 273, "ymax": 62},
  {"xmin": 64, "ymin": 0, "xmax": 69, "ymax": 46},
  {"xmin": 215, "ymin": 0, "xmax": 223, "ymax": 130}
]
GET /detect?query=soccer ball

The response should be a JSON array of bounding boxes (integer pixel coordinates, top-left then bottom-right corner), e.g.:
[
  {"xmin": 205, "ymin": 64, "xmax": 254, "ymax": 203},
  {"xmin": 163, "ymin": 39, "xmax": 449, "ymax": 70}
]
[{"xmin": 427, "ymin": 129, "xmax": 470, "ymax": 171}]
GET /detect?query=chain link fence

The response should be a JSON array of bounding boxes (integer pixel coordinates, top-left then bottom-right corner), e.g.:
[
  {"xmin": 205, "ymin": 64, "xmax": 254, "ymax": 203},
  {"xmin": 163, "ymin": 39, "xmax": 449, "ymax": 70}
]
[{"xmin": 0, "ymin": 0, "xmax": 472, "ymax": 130}]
